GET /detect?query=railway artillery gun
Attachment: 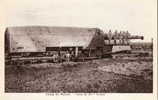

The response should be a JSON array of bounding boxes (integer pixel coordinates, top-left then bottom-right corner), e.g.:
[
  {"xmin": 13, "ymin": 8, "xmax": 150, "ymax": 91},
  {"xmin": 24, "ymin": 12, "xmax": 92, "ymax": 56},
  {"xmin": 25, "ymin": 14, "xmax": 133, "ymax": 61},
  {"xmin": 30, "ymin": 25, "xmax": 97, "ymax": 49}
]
[
  {"xmin": 5, "ymin": 26, "xmax": 144, "ymax": 65},
  {"xmin": 103, "ymin": 30, "xmax": 144, "ymax": 58}
]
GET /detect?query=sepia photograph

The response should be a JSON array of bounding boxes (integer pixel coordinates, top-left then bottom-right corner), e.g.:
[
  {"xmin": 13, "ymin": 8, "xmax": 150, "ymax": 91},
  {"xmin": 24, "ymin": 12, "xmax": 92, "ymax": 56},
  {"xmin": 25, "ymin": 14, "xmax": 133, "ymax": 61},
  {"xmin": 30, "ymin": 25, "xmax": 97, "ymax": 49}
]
[
  {"xmin": 5, "ymin": 26, "xmax": 153, "ymax": 93},
  {"xmin": 0, "ymin": 0, "xmax": 157, "ymax": 99}
]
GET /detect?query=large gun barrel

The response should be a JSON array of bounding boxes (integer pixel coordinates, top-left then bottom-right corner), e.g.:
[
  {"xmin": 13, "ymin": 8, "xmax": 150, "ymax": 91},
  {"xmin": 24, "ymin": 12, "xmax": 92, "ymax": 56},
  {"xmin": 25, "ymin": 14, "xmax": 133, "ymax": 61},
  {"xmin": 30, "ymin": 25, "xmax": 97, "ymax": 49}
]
[
  {"xmin": 104, "ymin": 35, "xmax": 144, "ymax": 40},
  {"xmin": 104, "ymin": 30, "xmax": 144, "ymax": 40},
  {"xmin": 128, "ymin": 35, "xmax": 144, "ymax": 40}
]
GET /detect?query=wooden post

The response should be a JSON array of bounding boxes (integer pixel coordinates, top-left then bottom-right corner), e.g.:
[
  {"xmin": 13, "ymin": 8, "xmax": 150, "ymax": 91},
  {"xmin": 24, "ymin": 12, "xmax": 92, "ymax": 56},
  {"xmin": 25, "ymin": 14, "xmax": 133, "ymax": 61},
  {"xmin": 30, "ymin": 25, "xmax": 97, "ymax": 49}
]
[{"xmin": 75, "ymin": 47, "xmax": 78, "ymax": 57}]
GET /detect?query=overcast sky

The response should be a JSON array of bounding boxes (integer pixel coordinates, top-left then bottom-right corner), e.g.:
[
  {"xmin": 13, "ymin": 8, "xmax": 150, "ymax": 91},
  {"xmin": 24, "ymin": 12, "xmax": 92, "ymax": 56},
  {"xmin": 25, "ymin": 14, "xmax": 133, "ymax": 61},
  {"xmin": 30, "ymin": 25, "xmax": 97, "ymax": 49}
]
[{"xmin": 1, "ymin": 0, "xmax": 157, "ymax": 42}]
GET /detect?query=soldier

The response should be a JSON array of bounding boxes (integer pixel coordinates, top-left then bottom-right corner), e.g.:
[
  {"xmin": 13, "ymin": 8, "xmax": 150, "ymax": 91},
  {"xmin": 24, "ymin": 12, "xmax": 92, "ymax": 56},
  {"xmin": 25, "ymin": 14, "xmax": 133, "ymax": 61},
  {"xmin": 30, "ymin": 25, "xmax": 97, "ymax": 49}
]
[
  {"xmin": 126, "ymin": 31, "xmax": 130, "ymax": 44},
  {"xmin": 108, "ymin": 30, "xmax": 112, "ymax": 44},
  {"xmin": 114, "ymin": 30, "xmax": 118, "ymax": 44},
  {"xmin": 122, "ymin": 31, "xmax": 126, "ymax": 44},
  {"xmin": 118, "ymin": 31, "xmax": 122, "ymax": 44},
  {"xmin": 52, "ymin": 53, "xmax": 58, "ymax": 63},
  {"xmin": 65, "ymin": 51, "xmax": 71, "ymax": 62}
]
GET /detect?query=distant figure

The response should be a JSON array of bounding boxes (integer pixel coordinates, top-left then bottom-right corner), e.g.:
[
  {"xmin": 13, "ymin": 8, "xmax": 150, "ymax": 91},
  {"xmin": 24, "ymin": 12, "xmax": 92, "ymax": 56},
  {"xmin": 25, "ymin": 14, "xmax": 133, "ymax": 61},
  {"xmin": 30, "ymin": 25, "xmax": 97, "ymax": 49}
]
[
  {"xmin": 114, "ymin": 30, "xmax": 119, "ymax": 44},
  {"xmin": 125, "ymin": 31, "xmax": 130, "ymax": 44},
  {"xmin": 65, "ymin": 51, "xmax": 71, "ymax": 62},
  {"xmin": 122, "ymin": 31, "xmax": 126, "ymax": 44},
  {"xmin": 52, "ymin": 54, "xmax": 58, "ymax": 62},
  {"xmin": 108, "ymin": 30, "xmax": 112, "ymax": 44}
]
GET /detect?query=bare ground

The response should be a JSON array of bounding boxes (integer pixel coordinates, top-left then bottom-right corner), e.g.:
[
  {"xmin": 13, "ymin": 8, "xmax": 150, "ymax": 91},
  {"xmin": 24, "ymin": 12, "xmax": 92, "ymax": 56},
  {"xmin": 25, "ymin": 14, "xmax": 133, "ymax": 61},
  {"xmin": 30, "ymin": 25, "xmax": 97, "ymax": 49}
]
[{"xmin": 5, "ymin": 58, "xmax": 153, "ymax": 93}]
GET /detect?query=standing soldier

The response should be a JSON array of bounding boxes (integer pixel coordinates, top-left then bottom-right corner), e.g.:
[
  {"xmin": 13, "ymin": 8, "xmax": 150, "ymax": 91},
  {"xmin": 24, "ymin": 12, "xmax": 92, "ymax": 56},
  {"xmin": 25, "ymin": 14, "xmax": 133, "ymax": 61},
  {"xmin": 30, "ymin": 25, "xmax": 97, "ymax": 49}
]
[
  {"xmin": 65, "ymin": 51, "xmax": 71, "ymax": 62},
  {"xmin": 122, "ymin": 31, "xmax": 126, "ymax": 44},
  {"xmin": 118, "ymin": 31, "xmax": 122, "ymax": 44},
  {"xmin": 114, "ymin": 30, "xmax": 118, "ymax": 44},
  {"xmin": 52, "ymin": 53, "xmax": 58, "ymax": 63},
  {"xmin": 108, "ymin": 30, "xmax": 112, "ymax": 44},
  {"xmin": 126, "ymin": 31, "xmax": 130, "ymax": 44}
]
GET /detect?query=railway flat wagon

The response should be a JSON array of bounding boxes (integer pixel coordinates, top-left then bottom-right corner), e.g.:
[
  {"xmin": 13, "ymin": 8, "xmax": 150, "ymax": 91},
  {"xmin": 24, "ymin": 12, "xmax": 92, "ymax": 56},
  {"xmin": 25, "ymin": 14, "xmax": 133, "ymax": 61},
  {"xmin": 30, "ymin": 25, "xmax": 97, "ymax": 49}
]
[{"xmin": 5, "ymin": 26, "xmax": 106, "ymax": 64}]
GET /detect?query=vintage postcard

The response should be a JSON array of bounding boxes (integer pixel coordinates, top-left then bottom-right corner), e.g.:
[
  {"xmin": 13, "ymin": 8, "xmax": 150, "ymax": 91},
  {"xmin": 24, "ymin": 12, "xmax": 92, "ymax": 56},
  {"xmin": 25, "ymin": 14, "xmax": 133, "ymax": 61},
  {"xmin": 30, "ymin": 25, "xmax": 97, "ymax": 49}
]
[{"xmin": 0, "ymin": 0, "xmax": 157, "ymax": 100}]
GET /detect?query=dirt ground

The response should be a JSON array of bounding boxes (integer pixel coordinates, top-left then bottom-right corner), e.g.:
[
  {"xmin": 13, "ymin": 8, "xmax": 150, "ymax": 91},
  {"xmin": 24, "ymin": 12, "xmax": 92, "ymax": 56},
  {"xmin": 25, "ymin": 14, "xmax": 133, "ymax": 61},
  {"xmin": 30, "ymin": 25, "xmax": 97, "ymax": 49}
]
[{"xmin": 5, "ymin": 58, "xmax": 153, "ymax": 93}]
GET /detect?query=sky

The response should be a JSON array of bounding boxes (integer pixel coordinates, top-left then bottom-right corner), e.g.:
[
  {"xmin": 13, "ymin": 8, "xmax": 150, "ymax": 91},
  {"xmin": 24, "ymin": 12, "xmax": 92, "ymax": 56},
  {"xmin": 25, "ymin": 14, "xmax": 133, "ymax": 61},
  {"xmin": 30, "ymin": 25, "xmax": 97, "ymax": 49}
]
[{"xmin": 1, "ymin": 0, "xmax": 157, "ymax": 42}]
